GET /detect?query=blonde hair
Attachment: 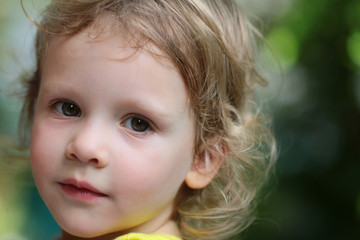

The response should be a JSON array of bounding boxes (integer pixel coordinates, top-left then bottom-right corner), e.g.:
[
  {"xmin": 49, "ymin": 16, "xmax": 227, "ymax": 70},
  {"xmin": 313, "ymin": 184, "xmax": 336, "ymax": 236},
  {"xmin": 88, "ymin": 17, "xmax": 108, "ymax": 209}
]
[{"xmin": 20, "ymin": 0, "xmax": 276, "ymax": 239}]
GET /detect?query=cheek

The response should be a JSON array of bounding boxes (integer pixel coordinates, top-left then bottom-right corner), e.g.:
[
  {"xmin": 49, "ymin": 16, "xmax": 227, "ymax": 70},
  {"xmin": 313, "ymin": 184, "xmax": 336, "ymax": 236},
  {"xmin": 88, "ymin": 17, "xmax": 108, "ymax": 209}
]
[
  {"xmin": 110, "ymin": 136, "xmax": 194, "ymax": 199},
  {"xmin": 30, "ymin": 121, "xmax": 63, "ymax": 177}
]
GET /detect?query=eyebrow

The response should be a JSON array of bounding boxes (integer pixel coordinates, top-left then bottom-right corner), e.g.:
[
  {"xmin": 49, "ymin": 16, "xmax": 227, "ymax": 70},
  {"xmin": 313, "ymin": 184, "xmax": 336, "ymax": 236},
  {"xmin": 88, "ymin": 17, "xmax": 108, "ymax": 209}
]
[{"xmin": 40, "ymin": 79, "xmax": 75, "ymax": 96}]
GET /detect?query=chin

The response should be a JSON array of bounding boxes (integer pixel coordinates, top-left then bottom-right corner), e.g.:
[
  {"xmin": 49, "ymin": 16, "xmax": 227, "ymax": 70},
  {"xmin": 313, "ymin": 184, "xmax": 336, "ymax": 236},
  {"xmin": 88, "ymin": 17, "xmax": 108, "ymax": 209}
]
[
  {"xmin": 56, "ymin": 218, "xmax": 106, "ymax": 238},
  {"xmin": 62, "ymin": 226, "xmax": 100, "ymax": 238},
  {"xmin": 57, "ymin": 217, "xmax": 130, "ymax": 239}
]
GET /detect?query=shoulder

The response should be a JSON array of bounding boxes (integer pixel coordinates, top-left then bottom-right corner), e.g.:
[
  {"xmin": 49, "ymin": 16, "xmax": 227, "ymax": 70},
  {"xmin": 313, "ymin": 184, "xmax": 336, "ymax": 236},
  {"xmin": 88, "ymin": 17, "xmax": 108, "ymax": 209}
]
[{"xmin": 114, "ymin": 233, "xmax": 182, "ymax": 240}]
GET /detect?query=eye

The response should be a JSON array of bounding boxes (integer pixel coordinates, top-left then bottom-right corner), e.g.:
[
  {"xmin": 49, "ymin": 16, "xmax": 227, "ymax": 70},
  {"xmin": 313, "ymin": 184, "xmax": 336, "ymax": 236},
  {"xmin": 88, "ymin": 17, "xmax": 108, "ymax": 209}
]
[
  {"xmin": 123, "ymin": 116, "xmax": 150, "ymax": 132},
  {"xmin": 54, "ymin": 101, "xmax": 81, "ymax": 117}
]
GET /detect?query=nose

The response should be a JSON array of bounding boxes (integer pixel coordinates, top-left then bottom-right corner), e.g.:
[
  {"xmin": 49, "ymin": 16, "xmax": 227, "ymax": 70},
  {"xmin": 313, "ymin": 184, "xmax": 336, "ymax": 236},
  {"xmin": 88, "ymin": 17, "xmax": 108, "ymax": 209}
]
[{"xmin": 65, "ymin": 121, "xmax": 109, "ymax": 168}]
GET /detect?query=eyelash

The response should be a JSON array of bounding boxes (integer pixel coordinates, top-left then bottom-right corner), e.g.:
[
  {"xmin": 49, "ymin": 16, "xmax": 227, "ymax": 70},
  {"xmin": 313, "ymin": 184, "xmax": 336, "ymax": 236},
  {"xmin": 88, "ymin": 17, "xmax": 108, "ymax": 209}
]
[
  {"xmin": 52, "ymin": 100, "xmax": 82, "ymax": 117},
  {"xmin": 51, "ymin": 100, "xmax": 153, "ymax": 133},
  {"xmin": 122, "ymin": 115, "xmax": 152, "ymax": 133}
]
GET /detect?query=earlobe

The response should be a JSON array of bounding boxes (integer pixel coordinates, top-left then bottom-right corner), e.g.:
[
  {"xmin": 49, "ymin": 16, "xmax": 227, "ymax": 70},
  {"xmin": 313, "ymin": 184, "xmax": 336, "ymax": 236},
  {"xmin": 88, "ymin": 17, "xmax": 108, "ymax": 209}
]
[
  {"xmin": 185, "ymin": 142, "xmax": 226, "ymax": 189},
  {"xmin": 185, "ymin": 170, "xmax": 213, "ymax": 189}
]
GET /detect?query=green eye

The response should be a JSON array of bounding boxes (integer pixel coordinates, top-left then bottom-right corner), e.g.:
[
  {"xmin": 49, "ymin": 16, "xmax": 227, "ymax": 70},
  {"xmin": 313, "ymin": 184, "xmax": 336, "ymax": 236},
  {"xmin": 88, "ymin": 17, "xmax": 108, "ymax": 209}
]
[
  {"xmin": 55, "ymin": 101, "xmax": 81, "ymax": 117},
  {"xmin": 124, "ymin": 117, "xmax": 150, "ymax": 132}
]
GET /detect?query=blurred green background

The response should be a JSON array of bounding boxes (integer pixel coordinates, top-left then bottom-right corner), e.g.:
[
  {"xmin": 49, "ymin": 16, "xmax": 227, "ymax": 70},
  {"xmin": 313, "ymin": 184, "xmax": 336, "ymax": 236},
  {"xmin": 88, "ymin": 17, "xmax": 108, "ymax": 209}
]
[{"xmin": 0, "ymin": 0, "xmax": 359, "ymax": 239}]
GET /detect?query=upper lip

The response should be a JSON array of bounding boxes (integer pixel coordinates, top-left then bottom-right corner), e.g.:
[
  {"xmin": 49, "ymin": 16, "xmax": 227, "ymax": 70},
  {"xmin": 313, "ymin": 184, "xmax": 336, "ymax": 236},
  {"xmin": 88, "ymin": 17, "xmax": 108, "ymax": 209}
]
[{"xmin": 58, "ymin": 178, "xmax": 108, "ymax": 196}]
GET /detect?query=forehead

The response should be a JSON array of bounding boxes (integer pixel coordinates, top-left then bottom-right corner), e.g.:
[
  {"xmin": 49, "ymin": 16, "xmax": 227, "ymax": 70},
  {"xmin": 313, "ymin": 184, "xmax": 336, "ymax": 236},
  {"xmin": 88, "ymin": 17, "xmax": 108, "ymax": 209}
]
[
  {"xmin": 41, "ymin": 22, "xmax": 191, "ymax": 112},
  {"xmin": 47, "ymin": 18, "xmax": 167, "ymax": 62}
]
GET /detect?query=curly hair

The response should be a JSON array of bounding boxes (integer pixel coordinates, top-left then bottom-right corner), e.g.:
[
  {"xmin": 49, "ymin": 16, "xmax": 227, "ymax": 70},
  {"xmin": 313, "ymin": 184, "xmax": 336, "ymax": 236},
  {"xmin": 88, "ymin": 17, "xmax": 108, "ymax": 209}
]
[{"xmin": 19, "ymin": 0, "xmax": 276, "ymax": 239}]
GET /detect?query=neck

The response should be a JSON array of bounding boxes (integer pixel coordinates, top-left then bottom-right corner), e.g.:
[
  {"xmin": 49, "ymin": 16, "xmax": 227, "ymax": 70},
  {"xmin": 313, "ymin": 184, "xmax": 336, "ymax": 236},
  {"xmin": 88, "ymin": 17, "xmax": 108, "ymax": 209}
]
[
  {"xmin": 61, "ymin": 231, "xmax": 123, "ymax": 240},
  {"xmin": 60, "ymin": 220, "xmax": 181, "ymax": 240},
  {"xmin": 152, "ymin": 220, "xmax": 181, "ymax": 237},
  {"xmin": 60, "ymin": 204, "xmax": 180, "ymax": 240}
]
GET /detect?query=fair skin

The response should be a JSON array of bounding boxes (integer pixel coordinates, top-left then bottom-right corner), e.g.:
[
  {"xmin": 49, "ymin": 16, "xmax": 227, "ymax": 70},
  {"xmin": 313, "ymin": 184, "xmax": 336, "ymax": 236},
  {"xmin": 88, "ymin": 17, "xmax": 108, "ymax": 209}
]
[{"xmin": 30, "ymin": 23, "xmax": 216, "ymax": 240}]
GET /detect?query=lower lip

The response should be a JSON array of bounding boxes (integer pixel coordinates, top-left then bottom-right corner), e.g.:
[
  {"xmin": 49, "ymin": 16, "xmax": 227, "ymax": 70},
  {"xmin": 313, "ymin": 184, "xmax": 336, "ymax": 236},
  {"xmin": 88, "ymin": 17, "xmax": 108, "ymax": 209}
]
[{"xmin": 59, "ymin": 183, "xmax": 107, "ymax": 201}]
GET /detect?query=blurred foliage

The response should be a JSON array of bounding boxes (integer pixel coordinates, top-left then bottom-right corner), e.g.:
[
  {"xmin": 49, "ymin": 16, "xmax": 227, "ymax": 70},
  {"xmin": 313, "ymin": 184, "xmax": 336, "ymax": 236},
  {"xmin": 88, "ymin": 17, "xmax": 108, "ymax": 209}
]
[
  {"xmin": 244, "ymin": 0, "xmax": 360, "ymax": 240},
  {"xmin": 1, "ymin": 0, "xmax": 359, "ymax": 239},
  {"xmin": 0, "ymin": 0, "xmax": 60, "ymax": 239}
]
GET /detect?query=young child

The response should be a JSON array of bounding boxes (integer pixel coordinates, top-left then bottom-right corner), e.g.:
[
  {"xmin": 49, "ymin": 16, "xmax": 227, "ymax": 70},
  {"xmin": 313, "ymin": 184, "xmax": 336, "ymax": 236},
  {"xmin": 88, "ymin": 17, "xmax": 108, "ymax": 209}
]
[{"xmin": 19, "ymin": 0, "xmax": 276, "ymax": 239}]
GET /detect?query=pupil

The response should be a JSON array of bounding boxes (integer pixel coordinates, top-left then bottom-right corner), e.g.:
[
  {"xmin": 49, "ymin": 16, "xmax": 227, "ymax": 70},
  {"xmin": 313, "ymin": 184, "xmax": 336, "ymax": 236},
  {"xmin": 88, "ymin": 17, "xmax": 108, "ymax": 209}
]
[
  {"xmin": 62, "ymin": 103, "xmax": 79, "ymax": 116},
  {"xmin": 131, "ymin": 118, "xmax": 149, "ymax": 131}
]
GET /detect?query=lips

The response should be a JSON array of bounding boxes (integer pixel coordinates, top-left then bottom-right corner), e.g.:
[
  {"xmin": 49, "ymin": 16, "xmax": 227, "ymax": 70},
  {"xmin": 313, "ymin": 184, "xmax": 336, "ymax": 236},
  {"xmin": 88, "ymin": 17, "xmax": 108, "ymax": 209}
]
[{"xmin": 58, "ymin": 178, "xmax": 108, "ymax": 200}]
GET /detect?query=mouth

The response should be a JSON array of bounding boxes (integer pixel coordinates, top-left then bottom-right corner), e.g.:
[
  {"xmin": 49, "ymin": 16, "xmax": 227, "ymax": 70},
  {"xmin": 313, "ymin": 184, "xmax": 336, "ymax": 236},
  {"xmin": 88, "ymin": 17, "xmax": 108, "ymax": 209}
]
[{"xmin": 58, "ymin": 178, "xmax": 108, "ymax": 200}]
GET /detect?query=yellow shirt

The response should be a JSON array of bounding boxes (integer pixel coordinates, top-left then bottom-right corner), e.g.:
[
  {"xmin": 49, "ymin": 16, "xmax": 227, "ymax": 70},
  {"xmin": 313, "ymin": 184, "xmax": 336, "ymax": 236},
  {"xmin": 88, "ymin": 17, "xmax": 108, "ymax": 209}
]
[{"xmin": 114, "ymin": 233, "xmax": 182, "ymax": 240}]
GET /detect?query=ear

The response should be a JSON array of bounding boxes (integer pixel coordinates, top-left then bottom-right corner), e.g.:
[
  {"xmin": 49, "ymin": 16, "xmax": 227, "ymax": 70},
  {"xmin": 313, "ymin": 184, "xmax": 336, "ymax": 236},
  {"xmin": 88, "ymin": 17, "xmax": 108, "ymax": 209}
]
[{"xmin": 185, "ymin": 138, "xmax": 227, "ymax": 189}]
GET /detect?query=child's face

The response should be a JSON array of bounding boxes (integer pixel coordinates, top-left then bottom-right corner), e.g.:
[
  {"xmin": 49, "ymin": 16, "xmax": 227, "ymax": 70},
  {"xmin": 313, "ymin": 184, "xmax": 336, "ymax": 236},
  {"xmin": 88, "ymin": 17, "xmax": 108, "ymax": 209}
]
[{"xmin": 30, "ymin": 27, "xmax": 196, "ymax": 238}]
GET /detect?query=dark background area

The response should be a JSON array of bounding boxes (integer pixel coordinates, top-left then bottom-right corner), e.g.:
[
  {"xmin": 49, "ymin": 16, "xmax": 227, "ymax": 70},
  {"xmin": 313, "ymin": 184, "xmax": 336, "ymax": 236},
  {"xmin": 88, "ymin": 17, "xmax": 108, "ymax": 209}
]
[
  {"xmin": 0, "ymin": 0, "xmax": 359, "ymax": 239},
  {"xmin": 246, "ymin": 0, "xmax": 360, "ymax": 239}
]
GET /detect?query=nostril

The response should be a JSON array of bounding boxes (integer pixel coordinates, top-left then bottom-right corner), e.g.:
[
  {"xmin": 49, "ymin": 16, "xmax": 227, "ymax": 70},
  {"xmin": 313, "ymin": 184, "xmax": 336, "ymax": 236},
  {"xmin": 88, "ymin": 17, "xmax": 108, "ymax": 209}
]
[
  {"xmin": 89, "ymin": 158, "xmax": 99, "ymax": 164},
  {"xmin": 67, "ymin": 153, "xmax": 77, "ymax": 160}
]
